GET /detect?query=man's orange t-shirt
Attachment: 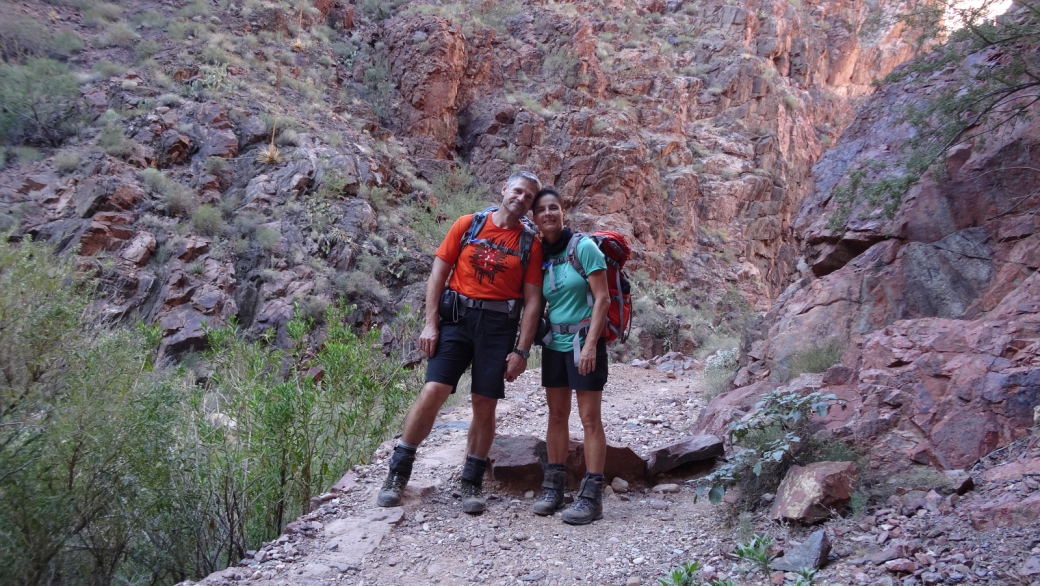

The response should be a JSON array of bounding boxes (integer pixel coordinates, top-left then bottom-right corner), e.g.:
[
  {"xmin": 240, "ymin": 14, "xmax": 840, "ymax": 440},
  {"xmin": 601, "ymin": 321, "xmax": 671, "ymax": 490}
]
[{"xmin": 436, "ymin": 214, "xmax": 544, "ymax": 301}]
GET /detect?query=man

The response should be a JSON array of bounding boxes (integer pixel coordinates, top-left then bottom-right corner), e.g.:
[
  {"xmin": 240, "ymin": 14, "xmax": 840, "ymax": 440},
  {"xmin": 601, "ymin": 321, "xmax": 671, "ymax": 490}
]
[{"xmin": 376, "ymin": 170, "xmax": 544, "ymax": 514}]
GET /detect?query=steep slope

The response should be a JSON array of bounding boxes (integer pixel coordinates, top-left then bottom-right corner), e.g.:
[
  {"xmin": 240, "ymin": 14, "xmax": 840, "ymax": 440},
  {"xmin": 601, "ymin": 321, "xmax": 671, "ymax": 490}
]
[
  {"xmin": 712, "ymin": 10, "xmax": 1040, "ymax": 472},
  {"xmin": 0, "ymin": 0, "xmax": 933, "ymax": 356}
]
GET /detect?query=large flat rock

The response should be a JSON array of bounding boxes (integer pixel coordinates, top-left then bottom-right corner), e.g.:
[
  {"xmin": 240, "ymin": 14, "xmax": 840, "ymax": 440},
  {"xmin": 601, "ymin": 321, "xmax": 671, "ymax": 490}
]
[{"xmin": 646, "ymin": 434, "xmax": 724, "ymax": 476}]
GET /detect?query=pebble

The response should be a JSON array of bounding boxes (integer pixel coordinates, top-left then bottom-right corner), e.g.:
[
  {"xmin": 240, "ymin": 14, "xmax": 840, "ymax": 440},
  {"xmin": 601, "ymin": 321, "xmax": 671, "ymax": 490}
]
[
  {"xmin": 626, "ymin": 577, "xmax": 641, "ymax": 585},
  {"xmin": 651, "ymin": 483, "xmax": 680, "ymax": 493}
]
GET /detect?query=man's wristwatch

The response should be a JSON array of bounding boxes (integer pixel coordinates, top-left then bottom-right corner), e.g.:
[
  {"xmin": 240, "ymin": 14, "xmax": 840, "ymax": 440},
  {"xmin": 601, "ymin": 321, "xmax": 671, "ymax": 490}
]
[{"xmin": 512, "ymin": 348, "xmax": 530, "ymax": 360}]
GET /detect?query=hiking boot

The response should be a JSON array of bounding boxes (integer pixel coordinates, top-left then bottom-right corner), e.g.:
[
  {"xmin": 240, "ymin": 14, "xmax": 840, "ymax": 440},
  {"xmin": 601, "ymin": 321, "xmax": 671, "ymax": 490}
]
[
  {"xmin": 561, "ymin": 475, "xmax": 603, "ymax": 525},
  {"xmin": 377, "ymin": 443, "xmax": 416, "ymax": 507},
  {"xmin": 459, "ymin": 479, "xmax": 486, "ymax": 514},
  {"xmin": 532, "ymin": 465, "xmax": 567, "ymax": 516},
  {"xmin": 376, "ymin": 470, "xmax": 409, "ymax": 507}
]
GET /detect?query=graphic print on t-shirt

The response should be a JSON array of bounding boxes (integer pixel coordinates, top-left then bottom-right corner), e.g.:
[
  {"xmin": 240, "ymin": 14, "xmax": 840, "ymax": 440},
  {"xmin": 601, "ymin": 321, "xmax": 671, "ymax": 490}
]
[{"xmin": 468, "ymin": 238, "xmax": 510, "ymax": 284}]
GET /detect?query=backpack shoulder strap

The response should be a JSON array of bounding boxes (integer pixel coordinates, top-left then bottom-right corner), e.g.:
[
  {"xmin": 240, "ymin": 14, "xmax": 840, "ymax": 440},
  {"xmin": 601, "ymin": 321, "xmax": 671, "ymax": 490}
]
[
  {"xmin": 566, "ymin": 233, "xmax": 588, "ymax": 280},
  {"xmin": 461, "ymin": 206, "xmax": 499, "ymax": 248},
  {"xmin": 518, "ymin": 223, "xmax": 535, "ymax": 272}
]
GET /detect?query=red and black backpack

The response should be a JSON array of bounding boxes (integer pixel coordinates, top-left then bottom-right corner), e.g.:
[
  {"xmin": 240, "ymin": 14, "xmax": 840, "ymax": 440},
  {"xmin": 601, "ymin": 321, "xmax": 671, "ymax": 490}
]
[{"xmin": 546, "ymin": 231, "xmax": 633, "ymax": 344}]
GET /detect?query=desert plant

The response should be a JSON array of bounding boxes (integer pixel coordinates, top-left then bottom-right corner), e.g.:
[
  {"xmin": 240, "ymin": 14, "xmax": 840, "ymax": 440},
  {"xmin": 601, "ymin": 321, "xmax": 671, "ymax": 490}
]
[
  {"xmin": 0, "ymin": 16, "xmax": 83, "ymax": 61},
  {"xmin": 253, "ymin": 226, "xmax": 281, "ymax": 251},
  {"xmin": 0, "ymin": 58, "xmax": 81, "ymax": 146},
  {"xmin": 734, "ymin": 534, "xmax": 775, "ymax": 575},
  {"xmin": 702, "ymin": 347, "xmax": 738, "ymax": 400},
  {"xmin": 97, "ymin": 124, "xmax": 136, "ymax": 157},
  {"xmin": 409, "ymin": 164, "xmax": 492, "ymax": 250},
  {"xmin": 99, "ymin": 22, "xmax": 141, "ymax": 47},
  {"xmin": 54, "ymin": 149, "xmax": 80, "ymax": 174},
  {"xmin": 192, "ymin": 204, "xmax": 224, "ymax": 236},
  {"xmin": 203, "ymin": 156, "xmax": 228, "ymax": 175},
  {"xmin": 695, "ymin": 388, "xmax": 845, "ymax": 505},
  {"xmin": 786, "ymin": 341, "xmax": 843, "ymax": 380}
]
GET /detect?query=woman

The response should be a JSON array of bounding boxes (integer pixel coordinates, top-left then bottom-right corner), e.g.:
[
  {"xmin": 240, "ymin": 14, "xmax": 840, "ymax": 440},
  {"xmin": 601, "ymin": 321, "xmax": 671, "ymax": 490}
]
[{"xmin": 530, "ymin": 187, "xmax": 611, "ymax": 525}]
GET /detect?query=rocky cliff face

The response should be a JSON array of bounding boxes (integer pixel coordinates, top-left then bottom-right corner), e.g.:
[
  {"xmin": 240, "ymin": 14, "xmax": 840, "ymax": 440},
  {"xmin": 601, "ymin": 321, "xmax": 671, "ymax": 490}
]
[
  {"xmin": 718, "ymin": 31, "xmax": 1040, "ymax": 472},
  {"xmin": 0, "ymin": 0, "xmax": 934, "ymax": 356},
  {"xmin": 379, "ymin": 0, "xmax": 937, "ymax": 299}
]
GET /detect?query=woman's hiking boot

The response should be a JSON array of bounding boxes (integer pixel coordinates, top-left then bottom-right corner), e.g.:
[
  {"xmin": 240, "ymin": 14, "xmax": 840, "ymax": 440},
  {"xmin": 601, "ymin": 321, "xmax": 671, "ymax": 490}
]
[
  {"xmin": 532, "ymin": 465, "xmax": 567, "ymax": 516},
  {"xmin": 561, "ymin": 474, "xmax": 604, "ymax": 525},
  {"xmin": 376, "ymin": 442, "xmax": 416, "ymax": 507},
  {"xmin": 460, "ymin": 454, "xmax": 488, "ymax": 514}
]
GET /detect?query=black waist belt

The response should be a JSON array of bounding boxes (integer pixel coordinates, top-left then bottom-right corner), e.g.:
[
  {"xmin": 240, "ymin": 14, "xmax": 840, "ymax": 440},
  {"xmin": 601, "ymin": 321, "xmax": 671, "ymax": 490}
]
[{"xmin": 457, "ymin": 293, "xmax": 519, "ymax": 317}]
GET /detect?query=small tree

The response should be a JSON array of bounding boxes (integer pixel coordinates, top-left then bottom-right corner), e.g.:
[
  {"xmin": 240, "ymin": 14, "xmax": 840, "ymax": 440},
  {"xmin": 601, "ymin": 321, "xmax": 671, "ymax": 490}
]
[{"xmin": 0, "ymin": 58, "xmax": 81, "ymax": 146}]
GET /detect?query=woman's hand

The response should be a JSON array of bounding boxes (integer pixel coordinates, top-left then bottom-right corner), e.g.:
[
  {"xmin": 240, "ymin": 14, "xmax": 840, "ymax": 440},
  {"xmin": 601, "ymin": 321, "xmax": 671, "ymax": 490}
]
[{"xmin": 578, "ymin": 342, "xmax": 597, "ymax": 376}]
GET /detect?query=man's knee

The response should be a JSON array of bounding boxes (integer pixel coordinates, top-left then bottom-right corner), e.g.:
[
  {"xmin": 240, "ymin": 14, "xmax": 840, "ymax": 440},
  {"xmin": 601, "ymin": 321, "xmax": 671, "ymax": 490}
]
[
  {"xmin": 470, "ymin": 394, "xmax": 498, "ymax": 420},
  {"xmin": 418, "ymin": 381, "xmax": 453, "ymax": 406}
]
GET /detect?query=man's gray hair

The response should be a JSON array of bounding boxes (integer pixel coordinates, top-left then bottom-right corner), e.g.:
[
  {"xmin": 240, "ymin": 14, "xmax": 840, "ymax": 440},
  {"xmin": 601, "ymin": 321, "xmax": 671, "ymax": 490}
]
[{"xmin": 507, "ymin": 170, "xmax": 541, "ymax": 192}]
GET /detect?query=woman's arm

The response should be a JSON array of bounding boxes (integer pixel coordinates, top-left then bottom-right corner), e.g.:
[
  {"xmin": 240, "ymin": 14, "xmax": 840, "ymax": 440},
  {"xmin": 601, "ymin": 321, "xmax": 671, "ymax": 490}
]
[{"xmin": 578, "ymin": 269, "xmax": 609, "ymax": 375}]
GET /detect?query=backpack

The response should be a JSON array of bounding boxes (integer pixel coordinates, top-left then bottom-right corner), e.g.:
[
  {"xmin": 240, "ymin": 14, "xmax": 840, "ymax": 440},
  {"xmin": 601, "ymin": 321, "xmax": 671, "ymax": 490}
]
[
  {"xmin": 547, "ymin": 231, "xmax": 633, "ymax": 343},
  {"xmin": 460, "ymin": 206, "xmax": 537, "ymax": 275}
]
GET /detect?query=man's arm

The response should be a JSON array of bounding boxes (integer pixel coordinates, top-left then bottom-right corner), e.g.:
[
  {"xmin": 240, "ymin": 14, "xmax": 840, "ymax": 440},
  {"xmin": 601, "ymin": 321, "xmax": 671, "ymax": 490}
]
[
  {"xmin": 419, "ymin": 256, "xmax": 453, "ymax": 358},
  {"xmin": 504, "ymin": 282, "xmax": 542, "ymax": 381}
]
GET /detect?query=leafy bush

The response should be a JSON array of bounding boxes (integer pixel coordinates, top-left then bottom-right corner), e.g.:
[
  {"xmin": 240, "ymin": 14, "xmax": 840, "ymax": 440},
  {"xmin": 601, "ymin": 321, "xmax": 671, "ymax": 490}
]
[
  {"xmin": 0, "ymin": 237, "xmax": 422, "ymax": 584},
  {"xmin": 409, "ymin": 164, "xmax": 492, "ymax": 251},
  {"xmin": 0, "ymin": 17, "xmax": 83, "ymax": 60},
  {"xmin": 657, "ymin": 560, "xmax": 734, "ymax": 586},
  {"xmin": 203, "ymin": 155, "xmax": 228, "ymax": 174},
  {"xmin": 695, "ymin": 388, "xmax": 845, "ymax": 507},
  {"xmin": 192, "ymin": 204, "xmax": 224, "ymax": 236},
  {"xmin": 734, "ymin": 534, "xmax": 774, "ymax": 575},
  {"xmin": 54, "ymin": 149, "xmax": 80, "ymax": 173},
  {"xmin": 253, "ymin": 226, "xmax": 281, "ymax": 251},
  {"xmin": 0, "ymin": 58, "xmax": 81, "ymax": 146},
  {"xmin": 786, "ymin": 341, "xmax": 843, "ymax": 380},
  {"xmin": 702, "ymin": 348, "xmax": 738, "ymax": 400},
  {"xmin": 97, "ymin": 124, "xmax": 136, "ymax": 157}
]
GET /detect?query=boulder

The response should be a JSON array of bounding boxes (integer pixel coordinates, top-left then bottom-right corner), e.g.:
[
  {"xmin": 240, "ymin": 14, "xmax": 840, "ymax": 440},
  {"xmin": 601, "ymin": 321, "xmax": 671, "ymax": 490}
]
[
  {"xmin": 646, "ymin": 434, "xmax": 724, "ymax": 475},
  {"xmin": 770, "ymin": 461, "xmax": 857, "ymax": 523},
  {"xmin": 968, "ymin": 492, "xmax": 1040, "ymax": 532},
  {"xmin": 121, "ymin": 231, "xmax": 156, "ymax": 266},
  {"xmin": 566, "ymin": 439, "xmax": 647, "ymax": 482},
  {"xmin": 488, "ymin": 435, "xmax": 546, "ymax": 488},
  {"xmin": 771, "ymin": 529, "xmax": 831, "ymax": 572}
]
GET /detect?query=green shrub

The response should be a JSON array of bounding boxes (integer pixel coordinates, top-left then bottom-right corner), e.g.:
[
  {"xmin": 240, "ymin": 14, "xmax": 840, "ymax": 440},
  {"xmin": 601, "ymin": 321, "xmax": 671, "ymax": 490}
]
[
  {"xmin": 0, "ymin": 17, "xmax": 83, "ymax": 60},
  {"xmin": 0, "ymin": 239, "xmax": 422, "ymax": 583},
  {"xmin": 54, "ymin": 149, "xmax": 80, "ymax": 173},
  {"xmin": 253, "ymin": 226, "xmax": 281, "ymax": 250},
  {"xmin": 695, "ymin": 388, "xmax": 845, "ymax": 508},
  {"xmin": 335, "ymin": 270, "xmax": 390, "ymax": 303},
  {"xmin": 409, "ymin": 164, "xmax": 491, "ymax": 251},
  {"xmin": 734, "ymin": 534, "xmax": 774, "ymax": 575},
  {"xmin": 82, "ymin": 2, "xmax": 123, "ymax": 26},
  {"xmin": 97, "ymin": 125, "xmax": 136, "ymax": 157},
  {"xmin": 99, "ymin": 22, "xmax": 140, "ymax": 47},
  {"xmin": 92, "ymin": 59, "xmax": 125, "ymax": 78},
  {"xmin": 192, "ymin": 204, "xmax": 224, "ymax": 236},
  {"xmin": 0, "ymin": 58, "xmax": 81, "ymax": 146},
  {"xmin": 702, "ymin": 348, "xmax": 738, "ymax": 400},
  {"xmin": 786, "ymin": 341, "xmax": 843, "ymax": 380},
  {"xmin": 203, "ymin": 155, "xmax": 228, "ymax": 174},
  {"xmin": 135, "ymin": 38, "xmax": 162, "ymax": 61}
]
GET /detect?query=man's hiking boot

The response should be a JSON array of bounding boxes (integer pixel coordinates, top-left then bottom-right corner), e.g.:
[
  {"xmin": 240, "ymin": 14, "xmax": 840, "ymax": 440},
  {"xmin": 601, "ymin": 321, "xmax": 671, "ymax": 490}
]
[
  {"xmin": 377, "ymin": 442, "xmax": 416, "ymax": 507},
  {"xmin": 459, "ymin": 478, "xmax": 487, "ymax": 514},
  {"xmin": 532, "ymin": 465, "xmax": 567, "ymax": 516},
  {"xmin": 460, "ymin": 454, "xmax": 488, "ymax": 514},
  {"xmin": 376, "ymin": 470, "xmax": 409, "ymax": 507},
  {"xmin": 561, "ymin": 475, "xmax": 603, "ymax": 525}
]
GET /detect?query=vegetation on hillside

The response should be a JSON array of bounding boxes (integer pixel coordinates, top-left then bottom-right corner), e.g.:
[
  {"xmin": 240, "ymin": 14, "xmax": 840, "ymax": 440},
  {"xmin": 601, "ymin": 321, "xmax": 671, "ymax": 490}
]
[
  {"xmin": 828, "ymin": 0, "xmax": 1040, "ymax": 229},
  {"xmin": 0, "ymin": 236, "xmax": 421, "ymax": 585}
]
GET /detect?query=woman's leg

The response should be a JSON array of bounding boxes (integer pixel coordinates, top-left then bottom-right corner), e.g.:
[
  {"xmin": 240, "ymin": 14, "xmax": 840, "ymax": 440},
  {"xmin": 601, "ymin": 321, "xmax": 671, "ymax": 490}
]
[
  {"xmin": 544, "ymin": 386, "xmax": 572, "ymax": 463},
  {"xmin": 576, "ymin": 390, "xmax": 605, "ymax": 474}
]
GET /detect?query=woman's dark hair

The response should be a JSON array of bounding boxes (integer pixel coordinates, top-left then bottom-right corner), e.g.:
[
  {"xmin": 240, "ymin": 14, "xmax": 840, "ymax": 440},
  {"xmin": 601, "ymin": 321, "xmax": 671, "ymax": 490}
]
[{"xmin": 532, "ymin": 187, "xmax": 561, "ymax": 210}]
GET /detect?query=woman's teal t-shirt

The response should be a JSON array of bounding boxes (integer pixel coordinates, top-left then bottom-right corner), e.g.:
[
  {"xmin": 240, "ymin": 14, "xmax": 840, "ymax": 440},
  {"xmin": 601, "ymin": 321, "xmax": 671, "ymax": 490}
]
[{"xmin": 543, "ymin": 237, "xmax": 607, "ymax": 352}]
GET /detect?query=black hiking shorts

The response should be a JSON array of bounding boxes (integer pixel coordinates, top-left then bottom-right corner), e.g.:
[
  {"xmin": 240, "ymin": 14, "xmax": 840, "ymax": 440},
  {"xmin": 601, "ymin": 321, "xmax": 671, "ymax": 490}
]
[
  {"xmin": 541, "ymin": 337, "xmax": 608, "ymax": 392},
  {"xmin": 425, "ymin": 307, "xmax": 519, "ymax": 399}
]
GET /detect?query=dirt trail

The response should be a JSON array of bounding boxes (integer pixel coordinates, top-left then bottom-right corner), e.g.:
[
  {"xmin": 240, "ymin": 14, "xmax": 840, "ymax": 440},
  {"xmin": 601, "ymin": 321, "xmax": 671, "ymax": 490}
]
[{"xmin": 190, "ymin": 365, "xmax": 1040, "ymax": 586}]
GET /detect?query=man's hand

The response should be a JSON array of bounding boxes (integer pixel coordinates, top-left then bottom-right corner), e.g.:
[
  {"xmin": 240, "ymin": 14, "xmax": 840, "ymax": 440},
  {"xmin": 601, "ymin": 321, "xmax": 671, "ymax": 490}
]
[
  {"xmin": 504, "ymin": 352, "xmax": 527, "ymax": 382},
  {"xmin": 578, "ymin": 344, "xmax": 597, "ymax": 376},
  {"xmin": 419, "ymin": 323, "xmax": 439, "ymax": 358}
]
